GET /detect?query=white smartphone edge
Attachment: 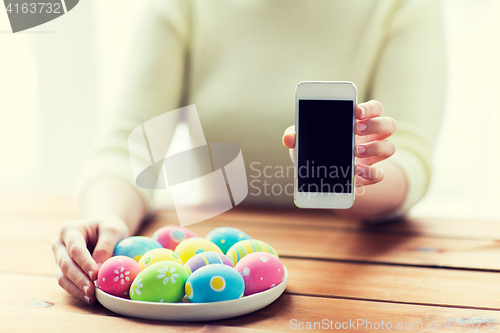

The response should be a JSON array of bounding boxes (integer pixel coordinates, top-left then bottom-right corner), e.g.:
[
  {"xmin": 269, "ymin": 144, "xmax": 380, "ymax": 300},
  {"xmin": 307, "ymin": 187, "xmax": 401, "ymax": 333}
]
[{"xmin": 294, "ymin": 81, "xmax": 357, "ymax": 209}]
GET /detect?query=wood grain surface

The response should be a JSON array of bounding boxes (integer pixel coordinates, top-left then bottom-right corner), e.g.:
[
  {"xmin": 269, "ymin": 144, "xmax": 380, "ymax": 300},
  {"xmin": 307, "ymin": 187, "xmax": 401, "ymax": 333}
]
[{"xmin": 2, "ymin": 195, "xmax": 500, "ymax": 332}]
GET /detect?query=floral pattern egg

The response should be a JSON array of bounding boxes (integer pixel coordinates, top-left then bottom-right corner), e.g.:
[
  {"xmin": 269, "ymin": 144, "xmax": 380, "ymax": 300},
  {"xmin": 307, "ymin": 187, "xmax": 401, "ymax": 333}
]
[
  {"xmin": 138, "ymin": 248, "xmax": 183, "ymax": 270},
  {"xmin": 184, "ymin": 251, "xmax": 233, "ymax": 275},
  {"xmin": 113, "ymin": 236, "xmax": 163, "ymax": 262},
  {"xmin": 226, "ymin": 239, "xmax": 278, "ymax": 266},
  {"xmin": 152, "ymin": 225, "xmax": 198, "ymax": 250},
  {"xmin": 185, "ymin": 265, "xmax": 244, "ymax": 303},
  {"xmin": 175, "ymin": 237, "xmax": 222, "ymax": 264},
  {"xmin": 97, "ymin": 256, "xmax": 141, "ymax": 299},
  {"xmin": 129, "ymin": 261, "xmax": 189, "ymax": 303},
  {"xmin": 235, "ymin": 252, "xmax": 284, "ymax": 296},
  {"xmin": 205, "ymin": 227, "xmax": 251, "ymax": 254}
]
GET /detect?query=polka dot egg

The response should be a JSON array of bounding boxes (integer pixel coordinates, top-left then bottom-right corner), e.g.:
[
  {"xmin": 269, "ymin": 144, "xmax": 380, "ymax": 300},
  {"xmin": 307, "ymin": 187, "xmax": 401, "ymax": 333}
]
[
  {"xmin": 152, "ymin": 225, "xmax": 198, "ymax": 250},
  {"xmin": 138, "ymin": 248, "xmax": 183, "ymax": 270},
  {"xmin": 113, "ymin": 236, "xmax": 163, "ymax": 262},
  {"xmin": 130, "ymin": 261, "xmax": 189, "ymax": 303},
  {"xmin": 226, "ymin": 239, "xmax": 278, "ymax": 266},
  {"xmin": 235, "ymin": 252, "xmax": 284, "ymax": 296},
  {"xmin": 97, "ymin": 256, "xmax": 141, "ymax": 298},
  {"xmin": 185, "ymin": 264, "xmax": 244, "ymax": 303},
  {"xmin": 175, "ymin": 237, "xmax": 222, "ymax": 264},
  {"xmin": 184, "ymin": 251, "xmax": 233, "ymax": 275},
  {"xmin": 205, "ymin": 227, "xmax": 251, "ymax": 254}
]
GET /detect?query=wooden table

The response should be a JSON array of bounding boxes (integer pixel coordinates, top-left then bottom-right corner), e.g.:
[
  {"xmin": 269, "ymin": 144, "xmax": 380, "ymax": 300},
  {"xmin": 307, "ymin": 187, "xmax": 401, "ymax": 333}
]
[{"xmin": 2, "ymin": 194, "xmax": 500, "ymax": 332}]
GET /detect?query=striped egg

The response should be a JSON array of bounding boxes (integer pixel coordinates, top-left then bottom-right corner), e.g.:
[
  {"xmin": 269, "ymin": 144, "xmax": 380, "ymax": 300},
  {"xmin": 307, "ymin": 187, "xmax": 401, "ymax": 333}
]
[
  {"xmin": 184, "ymin": 251, "xmax": 233, "ymax": 275},
  {"xmin": 226, "ymin": 239, "xmax": 278, "ymax": 266}
]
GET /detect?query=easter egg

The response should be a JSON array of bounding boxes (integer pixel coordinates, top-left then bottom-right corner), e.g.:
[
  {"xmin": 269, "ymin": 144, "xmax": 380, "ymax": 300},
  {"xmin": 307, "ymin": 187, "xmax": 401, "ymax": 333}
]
[
  {"xmin": 113, "ymin": 236, "xmax": 163, "ymax": 262},
  {"xmin": 205, "ymin": 227, "xmax": 251, "ymax": 254},
  {"xmin": 184, "ymin": 251, "xmax": 233, "ymax": 275},
  {"xmin": 138, "ymin": 248, "xmax": 183, "ymax": 270},
  {"xmin": 97, "ymin": 256, "xmax": 141, "ymax": 299},
  {"xmin": 235, "ymin": 252, "xmax": 284, "ymax": 296},
  {"xmin": 226, "ymin": 239, "xmax": 278, "ymax": 266},
  {"xmin": 152, "ymin": 225, "xmax": 198, "ymax": 250},
  {"xmin": 185, "ymin": 264, "xmax": 244, "ymax": 303},
  {"xmin": 175, "ymin": 237, "xmax": 222, "ymax": 264},
  {"xmin": 129, "ymin": 261, "xmax": 189, "ymax": 303}
]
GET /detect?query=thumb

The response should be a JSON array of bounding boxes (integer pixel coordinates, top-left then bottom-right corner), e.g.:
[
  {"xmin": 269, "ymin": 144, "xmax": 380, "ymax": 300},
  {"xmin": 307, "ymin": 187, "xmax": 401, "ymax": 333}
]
[
  {"xmin": 92, "ymin": 225, "xmax": 126, "ymax": 267},
  {"xmin": 282, "ymin": 126, "xmax": 296, "ymax": 164},
  {"xmin": 282, "ymin": 126, "xmax": 296, "ymax": 149}
]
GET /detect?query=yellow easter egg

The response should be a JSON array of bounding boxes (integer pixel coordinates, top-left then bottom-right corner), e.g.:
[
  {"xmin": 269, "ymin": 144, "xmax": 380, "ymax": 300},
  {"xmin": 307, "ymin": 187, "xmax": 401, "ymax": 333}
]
[
  {"xmin": 138, "ymin": 248, "xmax": 183, "ymax": 270},
  {"xmin": 226, "ymin": 239, "xmax": 278, "ymax": 266},
  {"xmin": 175, "ymin": 237, "xmax": 222, "ymax": 264}
]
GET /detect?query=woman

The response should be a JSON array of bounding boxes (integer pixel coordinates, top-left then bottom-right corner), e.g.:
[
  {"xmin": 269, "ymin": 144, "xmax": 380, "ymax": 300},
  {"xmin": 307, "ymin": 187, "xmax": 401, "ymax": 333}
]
[{"xmin": 52, "ymin": 0, "xmax": 446, "ymax": 304}]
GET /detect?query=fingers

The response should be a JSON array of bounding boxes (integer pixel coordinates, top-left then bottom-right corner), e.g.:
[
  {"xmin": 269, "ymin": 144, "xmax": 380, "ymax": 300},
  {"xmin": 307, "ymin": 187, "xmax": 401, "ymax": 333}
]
[
  {"xmin": 356, "ymin": 100, "xmax": 384, "ymax": 120},
  {"xmin": 355, "ymin": 140, "xmax": 396, "ymax": 163},
  {"xmin": 356, "ymin": 117, "xmax": 397, "ymax": 142},
  {"xmin": 61, "ymin": 227, "xmax": 99, "ymax": 281},
  {"xmin": 53, "ymin": 238, "xmax": 96, "ymax": 302},
  {"xmin": 355, "ymin": 164, "xmax": 384, "ymax": 186},
  {"xmin": 52, "ymin": 217, "xmax": 129, "ymax": 305},
  {"xmin": 282, "ymin": 125, "xmax": 296, "ymax": 149},
  {"xmin": 92, "ymin": 222, "xmax": 127, "ymax": 266},
  {"xmin": 56, "ymin": 267, "xmax": 95, "ymax": 305}
]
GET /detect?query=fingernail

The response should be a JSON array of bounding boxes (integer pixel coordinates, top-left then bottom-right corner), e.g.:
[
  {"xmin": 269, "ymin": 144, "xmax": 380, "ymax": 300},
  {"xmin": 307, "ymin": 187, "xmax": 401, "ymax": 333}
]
[
  {"xmin": 83, "ymin": 285, "xmax": 89, "ymax": 296},
  {"xmin": 96, "ymin": 263, "xmax": 103, "ymax": 269},
  {"xmin": 356, "ymin": 145, "xmax": 367, "ymax": 155},
  {"xmin": 88, "ymin": 271, "xmax": 94, "ymax": 280},
  {"xmin": 84, "ymin": 296, "xmax": 91, "ymax": 304},
  {"xmin": 357, "ymin": 123, "xmax": 367, "ymax": 133},
  {"xmin": 360, "ymin": 107, "xmax": 366, "ymax": 118},
  {"xmin": 355, "ymin": 165, "xmax": 365, "ymax": 176}
]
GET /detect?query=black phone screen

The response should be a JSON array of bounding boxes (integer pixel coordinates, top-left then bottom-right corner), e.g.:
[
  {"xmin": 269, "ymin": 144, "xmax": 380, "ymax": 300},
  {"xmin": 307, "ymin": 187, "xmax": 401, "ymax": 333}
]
[{"xmin": 297, "ymin": 99, "xmax": 354, "ymax": 193}]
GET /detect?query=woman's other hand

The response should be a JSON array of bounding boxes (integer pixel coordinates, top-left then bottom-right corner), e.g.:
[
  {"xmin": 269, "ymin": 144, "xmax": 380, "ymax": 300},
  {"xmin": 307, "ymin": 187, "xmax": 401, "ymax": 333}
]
[{"xmin": 51, "ymin": 216, "xmax": 129, "ymax": 304}]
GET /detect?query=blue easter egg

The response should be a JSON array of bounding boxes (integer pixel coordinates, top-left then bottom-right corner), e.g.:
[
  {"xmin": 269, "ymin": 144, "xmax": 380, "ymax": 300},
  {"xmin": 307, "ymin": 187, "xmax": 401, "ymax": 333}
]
[
  {"xmin": 205, "ymin": 227, "xmax": 251, "ymax": 254},
  {"xmin": 185, "ymin": 264, "xmax": 244, "ymax": 303},
  {"xmin": 113, "ymin": 236, "xmax": 163, "ymax": 262}
]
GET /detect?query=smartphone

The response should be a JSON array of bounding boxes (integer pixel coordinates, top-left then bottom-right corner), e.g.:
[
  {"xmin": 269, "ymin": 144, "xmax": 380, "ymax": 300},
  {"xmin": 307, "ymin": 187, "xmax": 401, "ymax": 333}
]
[{"xmin": 294, "ymin": 81, "xmax": 357, "ymax": 209}]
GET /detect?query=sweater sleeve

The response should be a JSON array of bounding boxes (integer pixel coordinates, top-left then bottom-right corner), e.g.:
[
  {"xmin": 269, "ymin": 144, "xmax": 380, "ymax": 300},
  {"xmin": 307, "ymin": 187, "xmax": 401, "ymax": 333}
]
[
  {"xmin": 75, "ymin": 0, "xmax": 190, "ymax": 208},
  {"xmin": 369, "ymin": 0, "xmax": 447, "ymax": 219}
]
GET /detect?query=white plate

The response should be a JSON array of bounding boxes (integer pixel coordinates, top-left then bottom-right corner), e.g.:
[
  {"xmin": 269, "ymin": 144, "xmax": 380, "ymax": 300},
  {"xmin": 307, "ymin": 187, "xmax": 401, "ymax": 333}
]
[{"xmin": 96, "ymin": 266, "xmax": 288, "ymax": 322}]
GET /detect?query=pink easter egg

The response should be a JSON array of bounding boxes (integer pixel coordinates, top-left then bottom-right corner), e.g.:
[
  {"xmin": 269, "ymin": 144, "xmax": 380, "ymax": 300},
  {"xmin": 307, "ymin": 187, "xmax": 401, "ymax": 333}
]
[
  {"xmin": 152, "ymin": 225, "xmax": 198, "ymax": 250},
  {"xmin": 235, "ymin": 252, "xmax": 284, "ymax": 296},
  {"xmin": 97, "ymin": 256, "xmax": 141, "ymax": 299}
]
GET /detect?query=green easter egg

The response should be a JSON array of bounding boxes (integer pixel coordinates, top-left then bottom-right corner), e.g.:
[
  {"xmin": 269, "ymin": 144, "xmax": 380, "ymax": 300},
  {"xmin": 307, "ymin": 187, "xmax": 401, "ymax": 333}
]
[{"xmin": 129, "ymin": 261, "xmax": 188, "ymax": 303}]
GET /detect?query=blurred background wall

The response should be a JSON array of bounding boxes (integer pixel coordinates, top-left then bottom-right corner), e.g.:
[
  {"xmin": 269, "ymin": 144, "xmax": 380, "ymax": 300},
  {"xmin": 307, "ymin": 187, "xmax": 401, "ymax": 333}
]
[{"xmin": 0, "ymin": 0, "xmax": 498, "ymax": 219}]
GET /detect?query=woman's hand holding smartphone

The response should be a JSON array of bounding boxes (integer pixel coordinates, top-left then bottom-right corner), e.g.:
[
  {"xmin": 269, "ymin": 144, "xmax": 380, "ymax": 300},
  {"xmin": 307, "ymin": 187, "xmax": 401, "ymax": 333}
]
[
  {"xmin": 352, "ymin": 100, "xmax": 397, "ymax": 186},
  {"xmin": 283, "ymin": 81, "xmax": 397, "ymax": 209}
]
